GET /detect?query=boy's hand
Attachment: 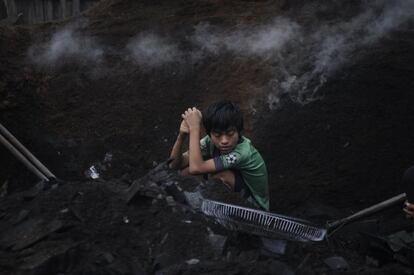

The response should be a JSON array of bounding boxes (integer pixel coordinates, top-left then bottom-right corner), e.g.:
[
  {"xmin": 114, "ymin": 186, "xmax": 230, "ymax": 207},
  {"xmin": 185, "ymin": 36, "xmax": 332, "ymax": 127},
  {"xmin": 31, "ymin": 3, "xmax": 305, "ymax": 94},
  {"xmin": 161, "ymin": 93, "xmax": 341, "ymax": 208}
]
[
  {"xmin": 179, "ymin": 119, "xmax": 189, "ymax": 135},
  {"xmin": 404, "ymin": 201, "xmax": 414, "ymax": 219},
  {"xmin": 182, "ymin": 107, "xmax": 202, "ymax": 131}
]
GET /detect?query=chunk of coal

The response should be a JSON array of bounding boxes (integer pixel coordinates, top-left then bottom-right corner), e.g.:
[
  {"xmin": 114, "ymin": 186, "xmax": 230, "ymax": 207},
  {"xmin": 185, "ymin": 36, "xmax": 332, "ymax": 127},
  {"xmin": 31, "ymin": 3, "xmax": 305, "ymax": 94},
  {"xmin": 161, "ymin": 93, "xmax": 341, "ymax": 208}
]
[
  {"xmin": 324, "ymin": 256, "xmax": 350, "ymax": 270},
  {"xmin": 164, "ymin": 183, "xmax": 186, "ymax": 203},
  {"xmin": 0, "ymin": 218, "xmax": 64, "ymax": 251},
  {"xmin": 207, "ymin": 232, "xmax": 227, "ymax": 257},
  {"xmin": 261, "ymin": 238, "xmax": 287, "ymax": 255},
  {"xmin": 185, "ymin": 258, "xmax": 200, "ymax": 265},
  {"xmin": 184, "ymin": 191, "xmax": 203, "ymax": 209},
  {"xmin": 18, "ymin": 241, "xmax": 79, "ymax": 272},
  {"xmin": 387, "ymin": 230, "xmax": 414, "ymax": 252},
  {"xmin": 165, "ymin": 196, "xmax": 176, "ymax": 206},
  {"xmin": 124, "ymin": 179, "xmax": 164, "ymax": 203}
]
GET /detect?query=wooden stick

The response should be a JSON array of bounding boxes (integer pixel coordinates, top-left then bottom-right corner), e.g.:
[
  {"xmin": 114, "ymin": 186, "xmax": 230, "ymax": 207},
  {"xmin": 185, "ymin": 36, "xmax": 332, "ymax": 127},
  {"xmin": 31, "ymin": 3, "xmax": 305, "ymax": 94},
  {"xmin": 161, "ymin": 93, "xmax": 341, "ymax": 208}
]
[
  {"xmin": 0, "ymin": 123, "xmax": 55, "ymax": 179},
  {"xmin": 327, "ymin": 193, "xmax": 407, "ymax": 230},
  {"xmin": 0, "ymin": 133, "xmax": 49, "ymax": 181}
]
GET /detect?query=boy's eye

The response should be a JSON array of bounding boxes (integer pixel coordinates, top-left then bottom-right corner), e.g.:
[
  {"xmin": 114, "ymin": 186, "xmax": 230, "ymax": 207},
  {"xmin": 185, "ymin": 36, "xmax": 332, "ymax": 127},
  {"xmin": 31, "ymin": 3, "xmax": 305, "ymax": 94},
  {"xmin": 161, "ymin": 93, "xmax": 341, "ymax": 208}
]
[
  {"xmin": 212, "ymin": 132, "xmax": 220, "ymax": 137},
  {"xmin": 226, "ymin": 131, "xmax": 235, "ymax": 136}
]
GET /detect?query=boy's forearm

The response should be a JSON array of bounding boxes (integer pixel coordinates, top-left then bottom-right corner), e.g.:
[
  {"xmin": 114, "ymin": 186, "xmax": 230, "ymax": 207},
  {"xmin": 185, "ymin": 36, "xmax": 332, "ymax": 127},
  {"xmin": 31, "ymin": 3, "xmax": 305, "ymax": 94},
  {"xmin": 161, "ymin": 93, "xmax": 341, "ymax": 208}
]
[
  {"xmin": 188, "ymin": 127, "xmax": 203, "ymax": 173},
  {"xmin": 169, "ymin": 133, "xmax": 186, "ymax": 169}
]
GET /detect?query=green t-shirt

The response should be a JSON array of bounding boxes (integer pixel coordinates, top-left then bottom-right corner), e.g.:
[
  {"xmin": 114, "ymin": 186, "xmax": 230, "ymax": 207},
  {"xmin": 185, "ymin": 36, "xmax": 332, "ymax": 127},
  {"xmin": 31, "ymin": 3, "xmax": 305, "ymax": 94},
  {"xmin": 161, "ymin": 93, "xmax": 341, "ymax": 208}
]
[{"xmin": 200, "ymin": 135, "xmax": 269, "ymax": 210}]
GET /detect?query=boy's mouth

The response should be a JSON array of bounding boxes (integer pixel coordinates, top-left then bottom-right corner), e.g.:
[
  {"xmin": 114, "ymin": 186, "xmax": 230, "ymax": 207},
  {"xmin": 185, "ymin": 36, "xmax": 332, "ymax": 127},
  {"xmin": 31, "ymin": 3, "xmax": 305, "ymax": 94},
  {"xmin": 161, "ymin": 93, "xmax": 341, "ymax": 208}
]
[{"xmin": 219, "ymin": 146, "xmax": 232, "ymax": 153}]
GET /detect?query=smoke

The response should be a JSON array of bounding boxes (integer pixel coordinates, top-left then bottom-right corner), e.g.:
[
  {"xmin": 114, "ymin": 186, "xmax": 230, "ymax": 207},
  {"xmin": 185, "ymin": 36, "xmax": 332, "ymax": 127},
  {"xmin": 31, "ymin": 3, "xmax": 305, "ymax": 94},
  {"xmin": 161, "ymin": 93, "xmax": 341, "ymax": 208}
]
[
  {"xmin": 126, "ymin": 33, "xmax": 183, "ymax": 69},
  {"xmin": 26, "ymin": 1, "xmax": 412, "ymax": 106},
  {"xmin": 266, "ymin": 0, "xmax": 414, "ymax": 109},
  {"xmin": 124, "ymin": 19, "xmax": 299, "ymax": 69},
  {"xmin": 191, "ymin": 18, "xmax": 300, "ymax": 58},
  {"xmin": 28, "ymin": 22, "xmax": 104, "ymax": 67}
]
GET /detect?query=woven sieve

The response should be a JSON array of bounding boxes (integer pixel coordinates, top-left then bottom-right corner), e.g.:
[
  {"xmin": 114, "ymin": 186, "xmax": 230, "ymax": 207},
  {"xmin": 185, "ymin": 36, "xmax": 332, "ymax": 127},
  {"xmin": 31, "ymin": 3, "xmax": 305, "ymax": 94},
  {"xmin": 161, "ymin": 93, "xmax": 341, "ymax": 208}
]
[{"xmin": 201, "ymin": 199, "xmax": 327, "ymax": 242}]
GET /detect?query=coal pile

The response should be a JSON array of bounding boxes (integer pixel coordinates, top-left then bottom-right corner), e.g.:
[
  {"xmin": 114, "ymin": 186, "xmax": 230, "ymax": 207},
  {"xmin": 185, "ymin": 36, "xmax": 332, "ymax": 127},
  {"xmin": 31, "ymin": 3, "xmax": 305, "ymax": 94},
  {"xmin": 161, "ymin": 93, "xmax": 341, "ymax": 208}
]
[
  {"xmin": 0, "ymin": 163, "xmax": 293, "ymax": 275},
  {"xmin": 1, "ymin": 162, "xmax": 414, "ymax": 274}
]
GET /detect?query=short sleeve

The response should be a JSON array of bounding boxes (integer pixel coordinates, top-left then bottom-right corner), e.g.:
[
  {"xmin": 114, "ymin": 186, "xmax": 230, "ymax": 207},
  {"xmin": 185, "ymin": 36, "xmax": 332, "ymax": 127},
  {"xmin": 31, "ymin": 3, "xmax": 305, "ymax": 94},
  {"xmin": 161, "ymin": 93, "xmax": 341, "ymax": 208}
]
[
  {"xmin": 213, "ymin": 150, "xmax": 245, "ymax": 171},
  {"xmin": 200, "ymin": 136, "xmax": 210, "ymax": 158}
]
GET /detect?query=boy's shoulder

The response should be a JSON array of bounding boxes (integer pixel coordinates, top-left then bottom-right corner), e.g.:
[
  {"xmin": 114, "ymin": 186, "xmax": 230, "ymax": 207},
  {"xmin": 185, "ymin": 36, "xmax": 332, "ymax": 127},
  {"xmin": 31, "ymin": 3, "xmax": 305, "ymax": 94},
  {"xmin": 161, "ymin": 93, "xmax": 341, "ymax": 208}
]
[
  {"xmin": 235, "ymin": 135, "xmax": 250, "ymax": 146},
  {"xmin": 233, "ymin": 136, "xmax": 255, "ymax": 154}
]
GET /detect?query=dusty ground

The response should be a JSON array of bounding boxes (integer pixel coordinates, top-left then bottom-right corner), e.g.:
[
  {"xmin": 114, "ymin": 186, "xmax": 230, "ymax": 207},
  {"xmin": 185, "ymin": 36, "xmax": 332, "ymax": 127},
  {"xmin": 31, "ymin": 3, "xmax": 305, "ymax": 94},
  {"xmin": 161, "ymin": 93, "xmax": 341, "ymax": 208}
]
[{"xmin": 1, "ymin": 0, "xmax": 414, "ymax": 274}]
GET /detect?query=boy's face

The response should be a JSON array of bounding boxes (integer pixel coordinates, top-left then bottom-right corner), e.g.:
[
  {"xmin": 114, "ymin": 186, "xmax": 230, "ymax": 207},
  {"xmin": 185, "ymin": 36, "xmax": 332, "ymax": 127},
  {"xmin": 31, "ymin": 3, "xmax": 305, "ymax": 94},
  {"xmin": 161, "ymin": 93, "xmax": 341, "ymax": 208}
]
[{"xmin": 210, "ymin": 127, "xmax": 239, "ymax": 154}]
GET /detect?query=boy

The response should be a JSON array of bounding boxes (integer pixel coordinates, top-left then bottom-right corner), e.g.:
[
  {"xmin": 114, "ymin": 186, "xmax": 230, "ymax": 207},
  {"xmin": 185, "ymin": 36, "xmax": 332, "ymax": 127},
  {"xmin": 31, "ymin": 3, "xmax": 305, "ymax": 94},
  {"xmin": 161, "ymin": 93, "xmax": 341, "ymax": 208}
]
[{"xmin": 169, "ymin": 100, "xmax": 269, "ymax": 210}]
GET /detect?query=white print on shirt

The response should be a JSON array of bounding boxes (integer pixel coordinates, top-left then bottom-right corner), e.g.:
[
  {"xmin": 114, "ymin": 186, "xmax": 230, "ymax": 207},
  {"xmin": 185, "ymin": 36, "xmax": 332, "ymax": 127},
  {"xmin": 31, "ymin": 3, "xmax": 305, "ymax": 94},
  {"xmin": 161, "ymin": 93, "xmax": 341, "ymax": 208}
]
[{"xmin": 226, "ymin": 153, "xmax": 237, "ymax": 164}]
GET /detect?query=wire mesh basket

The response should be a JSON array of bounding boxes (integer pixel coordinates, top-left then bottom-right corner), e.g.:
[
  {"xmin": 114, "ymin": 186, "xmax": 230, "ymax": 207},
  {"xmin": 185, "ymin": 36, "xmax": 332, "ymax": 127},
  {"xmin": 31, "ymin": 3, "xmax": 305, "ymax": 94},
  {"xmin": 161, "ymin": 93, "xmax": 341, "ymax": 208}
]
[{"xmin": 201, "ymin": 199, "xmax": 327, "ymax": 242}]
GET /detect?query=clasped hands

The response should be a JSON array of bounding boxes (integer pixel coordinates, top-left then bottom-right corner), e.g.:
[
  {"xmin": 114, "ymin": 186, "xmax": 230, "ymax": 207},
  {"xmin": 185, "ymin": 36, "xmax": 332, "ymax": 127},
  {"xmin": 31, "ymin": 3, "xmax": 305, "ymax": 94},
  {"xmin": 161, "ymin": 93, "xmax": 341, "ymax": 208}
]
[{"xmin": 179, "ymin": 107, "xmax": 202, "ymax": 135}]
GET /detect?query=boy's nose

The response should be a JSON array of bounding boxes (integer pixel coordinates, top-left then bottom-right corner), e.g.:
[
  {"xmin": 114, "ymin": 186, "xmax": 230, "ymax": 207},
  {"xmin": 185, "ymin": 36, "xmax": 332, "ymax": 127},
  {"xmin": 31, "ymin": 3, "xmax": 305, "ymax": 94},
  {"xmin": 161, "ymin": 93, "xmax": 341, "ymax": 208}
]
[{"xmin": 220, "ymin": 136, "xmax": 229, "ymax": 145}]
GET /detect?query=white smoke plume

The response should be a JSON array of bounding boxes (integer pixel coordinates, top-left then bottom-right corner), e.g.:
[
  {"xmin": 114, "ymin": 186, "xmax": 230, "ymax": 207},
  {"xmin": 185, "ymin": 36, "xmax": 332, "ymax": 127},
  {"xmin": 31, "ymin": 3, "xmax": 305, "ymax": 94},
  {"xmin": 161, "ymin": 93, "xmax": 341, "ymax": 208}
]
[
  {"xmin": 126, "ymin": 33, "xmax": 183, "ymax": 68},
  {"xmin": 28, "ymin": 21, "xmax": 104, "ymax": 67},
  {"xmin": 191, "ymin": 18, "xmax": 300, "ymax": 58},
  {"xmin": 124, "ymin": 18, "xmax": 300, "ymax": 68},
  {"xmin": 26, "ymin": 1, "xmax": 412, "ymax": 106},
  {"xmin": 267, "ymin": 0, "xmax": 414, "ymax": 109}
]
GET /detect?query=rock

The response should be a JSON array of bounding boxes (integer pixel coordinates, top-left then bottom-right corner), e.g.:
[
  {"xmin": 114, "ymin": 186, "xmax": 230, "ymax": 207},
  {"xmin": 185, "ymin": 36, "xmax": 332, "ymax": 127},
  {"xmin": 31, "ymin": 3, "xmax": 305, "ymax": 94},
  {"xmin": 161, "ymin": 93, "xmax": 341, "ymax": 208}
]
[
  {"xmin": 387, "ymin": 230, "xmax": 414, "ymax": 252},
  {"xmin": 0, "ymin": 218, "xmax": 64, "ymax": 251},
  {"xmin": 183, "ymin": 191, "xmax": 203, "ymax": 209},
  {"xmin": 19, "ymin": 241, "xmax": 79, "ymax": 272},
  {"xmin": 207, "ymin": 231, "xmax": 227, "ymax": 257},
  {"xmin": 185, "ymin": 258, "xmax": 200, "ymax": 265},
  {"xmin": 324, "ymin": 256, "xmax": 349, "ymax": 270},
  {"xmin": 261, "ymin": 238, "xmax": 287, "ymax": 255},
  {"xmin": 165, "ymin": 196, "xmax": 176, "ymax": 206},
  {"xmin": 60, "ymin": 208, "xmax": 69, "ymax": 213},
  {"xmin": 164, "ymin": 182, "xmax": 186, "ymax": 203},
  {"xmin": 124, "ymin": 178, "xmax": 164, "ymax": 203}
]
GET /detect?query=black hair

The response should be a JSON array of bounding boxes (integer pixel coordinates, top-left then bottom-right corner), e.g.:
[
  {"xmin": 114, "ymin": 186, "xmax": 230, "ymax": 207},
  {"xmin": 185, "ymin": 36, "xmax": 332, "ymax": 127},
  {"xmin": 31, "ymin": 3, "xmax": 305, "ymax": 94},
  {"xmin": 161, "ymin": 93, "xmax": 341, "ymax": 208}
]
[{"xmin": 202, "ymin": 100, "xmax": 244, "ymax": 135}]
